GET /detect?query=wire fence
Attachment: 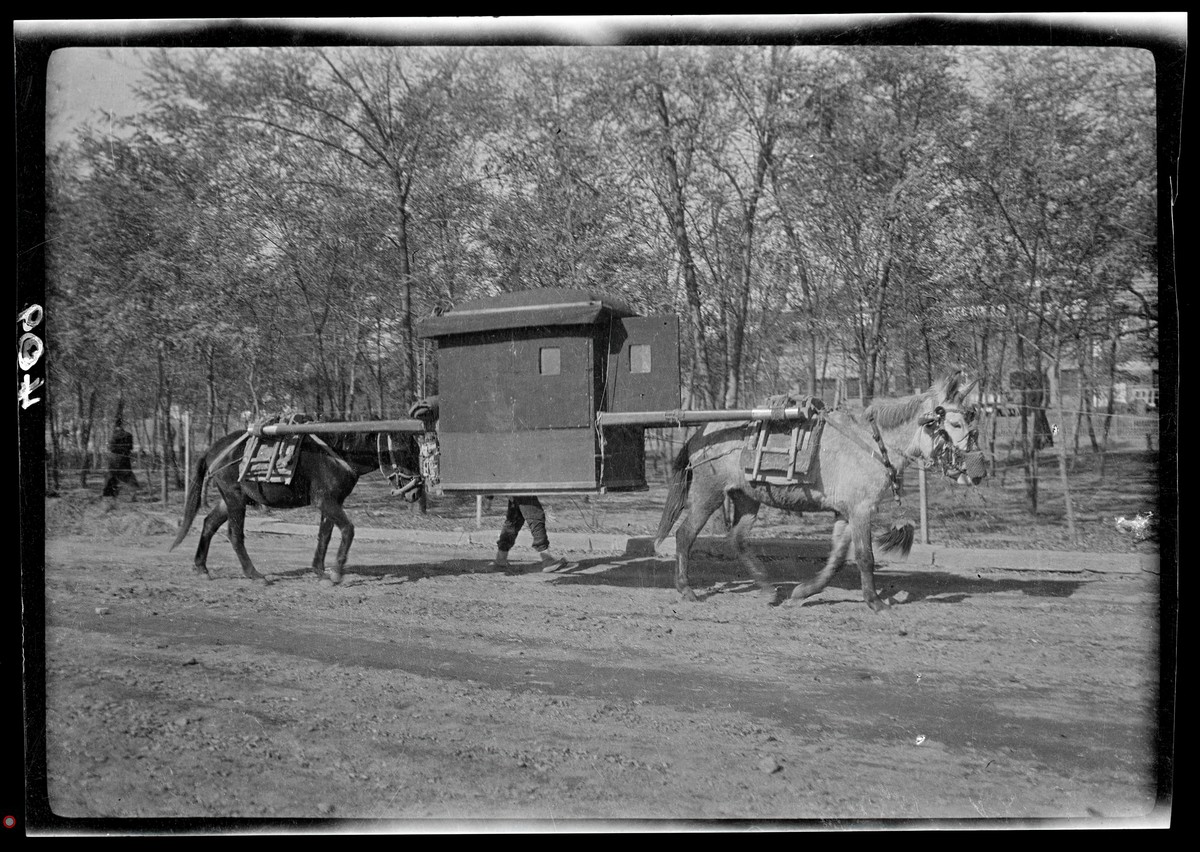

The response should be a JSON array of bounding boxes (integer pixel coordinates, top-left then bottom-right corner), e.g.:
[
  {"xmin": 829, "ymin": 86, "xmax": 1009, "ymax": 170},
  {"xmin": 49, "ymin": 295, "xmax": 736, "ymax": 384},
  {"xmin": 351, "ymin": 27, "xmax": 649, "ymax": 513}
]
[
  {"xmin": 44, "ymin": 404, "xmax": 1161, "ymax": 494},
  {"xmin": 983, "ymin": 410, "xmax": 1159, "ymax": 454}
]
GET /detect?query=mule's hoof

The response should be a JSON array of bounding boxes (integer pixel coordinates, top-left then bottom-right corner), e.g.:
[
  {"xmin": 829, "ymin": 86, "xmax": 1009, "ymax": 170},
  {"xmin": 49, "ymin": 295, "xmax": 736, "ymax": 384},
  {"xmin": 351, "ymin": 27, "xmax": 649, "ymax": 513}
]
[
  {"xmin": 785, "ymin": 590, "xmax": 813, "ymax": 608},
  {"xmin": 322, "ymin": 573, "xmax": 343, "ymax": 586},
  {"xmin": 759, "ymin": 584, "xmax": 782, "ymax": 602},
  {"xmin": 193, "ymin": 567, "xmax": 212, "ymax": 580},
  {"xmin": 867, "ymin": 598, "xmax": 891, "ymax": 613},
  {"xmin": 678, "ymin": 588, "xmax": 698, "ymax": 603}
]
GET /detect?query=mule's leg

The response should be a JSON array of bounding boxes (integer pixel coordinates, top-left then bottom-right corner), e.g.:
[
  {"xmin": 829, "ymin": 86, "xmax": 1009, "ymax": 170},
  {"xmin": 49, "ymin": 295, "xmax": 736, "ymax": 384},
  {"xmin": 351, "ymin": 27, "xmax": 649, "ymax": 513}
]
[
  {"xmin": 788, "ymin": 517, "xmax": 851, "ymax": 605},
  {"xmin": 728, "ymin": 491, "xmax": 777, "ymax": 601},
  {"xmin": 193, "ymin": 501, "xmax": 230, "ymax": 579},
  {"xmin": 319, "ymin": 499, "xmax": 355, "ymax": 585},
  {"xmin": 674, "ymin": 486, "xmax": 727, "ymax": 602},
  {"xmin": 224, "ymin": 494, "xmax": 265, "ymax": 581},
  {"xmin": 849, "ymin": 506, "xmax": 889, "ymax": 613},
  {"xmin": 311, "ymin": 513, "xmax": 336, "ymax": 576}
]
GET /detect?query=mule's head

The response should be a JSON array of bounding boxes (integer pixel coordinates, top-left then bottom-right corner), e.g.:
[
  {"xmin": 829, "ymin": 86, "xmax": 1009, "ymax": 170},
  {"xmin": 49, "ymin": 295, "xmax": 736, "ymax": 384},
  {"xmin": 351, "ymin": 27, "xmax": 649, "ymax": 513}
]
[
  {"xmin": 328, "ymin": 430, "xmax": 427, "ymax": 501},
  {"xmin": 374, "ymin": 431, "xmax": 427, "ymax": 503},
  {"xmin": 919, "ymin": 373, "xmax": 987, "ymax": 486}
]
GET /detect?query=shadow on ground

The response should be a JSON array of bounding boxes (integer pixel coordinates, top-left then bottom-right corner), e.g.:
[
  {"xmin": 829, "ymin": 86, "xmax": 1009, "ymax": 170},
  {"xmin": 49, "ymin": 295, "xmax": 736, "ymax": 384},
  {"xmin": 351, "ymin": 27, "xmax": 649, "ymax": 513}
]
[
  {"xmin": 547, "ymin": 555, "xmax": 1088, "ymax": 603},
  {"xmin": 307, "ymin": 552, "xmax": 1089, "ymax": 605}
]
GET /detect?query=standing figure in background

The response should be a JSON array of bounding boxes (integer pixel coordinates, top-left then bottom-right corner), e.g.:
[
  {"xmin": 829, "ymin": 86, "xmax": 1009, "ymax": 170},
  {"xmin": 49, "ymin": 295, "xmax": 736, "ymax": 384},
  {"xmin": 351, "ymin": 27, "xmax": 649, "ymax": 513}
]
[
  {"xmin": 101, "ymin": 418, "xmax": 139, "ymax": 498},
  {"xmin": 489, "ymin": 496, "xmax": 568, "ymax": 574}
]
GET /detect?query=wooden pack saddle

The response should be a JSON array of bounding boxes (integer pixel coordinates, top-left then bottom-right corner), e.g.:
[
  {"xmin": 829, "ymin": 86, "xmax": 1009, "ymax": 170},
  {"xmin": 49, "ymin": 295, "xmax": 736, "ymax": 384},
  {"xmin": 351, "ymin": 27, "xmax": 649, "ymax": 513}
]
[
  {"xmin": 238, "ymin": 414, "xmax": 311, "ymax": 485},
  {"xmin": 741, "ymin": 394, "xmax": 825, "ymax": 486}
]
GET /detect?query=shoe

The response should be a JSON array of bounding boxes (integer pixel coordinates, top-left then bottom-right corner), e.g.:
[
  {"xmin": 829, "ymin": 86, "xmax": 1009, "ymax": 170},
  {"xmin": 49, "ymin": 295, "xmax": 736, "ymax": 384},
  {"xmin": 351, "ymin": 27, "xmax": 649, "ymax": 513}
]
[
  {"xmin": 539, "ymin": 551, "xmax": 568, "ymax": 573},
  {"xmin": 475, "ymin": 550, "xmax": 518, "ymax": 574}
]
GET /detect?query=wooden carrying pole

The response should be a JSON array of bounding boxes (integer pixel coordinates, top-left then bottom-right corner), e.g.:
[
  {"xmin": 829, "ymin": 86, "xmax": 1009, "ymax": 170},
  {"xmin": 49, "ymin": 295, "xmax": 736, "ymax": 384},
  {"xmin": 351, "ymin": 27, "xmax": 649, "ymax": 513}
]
[
  {"xmin": 596, "ymin": 408, "xmax": 811, "ymax": 428},
  {"xmin": 254, "ymin": 418, "xmax": 427, "ymax": 437}
]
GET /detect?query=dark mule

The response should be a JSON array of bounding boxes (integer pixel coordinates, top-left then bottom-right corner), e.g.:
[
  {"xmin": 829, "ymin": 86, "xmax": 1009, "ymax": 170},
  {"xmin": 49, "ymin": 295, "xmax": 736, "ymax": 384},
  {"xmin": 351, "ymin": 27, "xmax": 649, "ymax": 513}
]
[
  {"xmin": 654, "ymin": 372, "xmax": 986, "ymax": 611},
  {"xmin": 170, "ymin": 429, "xmax": 422, "ymax": 584}
]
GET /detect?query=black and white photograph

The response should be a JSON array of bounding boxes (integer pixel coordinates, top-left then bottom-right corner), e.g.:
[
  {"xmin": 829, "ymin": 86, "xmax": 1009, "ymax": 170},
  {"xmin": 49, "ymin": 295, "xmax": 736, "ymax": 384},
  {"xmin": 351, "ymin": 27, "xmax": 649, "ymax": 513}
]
[{"xmin": 15, "ymin": 15, "xmax": 1181, "ymax": 834}]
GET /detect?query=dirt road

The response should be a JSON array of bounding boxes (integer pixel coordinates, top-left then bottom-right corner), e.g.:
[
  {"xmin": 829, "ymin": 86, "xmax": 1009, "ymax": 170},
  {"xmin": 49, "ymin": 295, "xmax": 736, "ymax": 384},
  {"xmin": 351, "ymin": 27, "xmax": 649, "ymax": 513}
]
[{"xmin": 31, "ymin": 507, "xmax": 1170, "ymax": 832}]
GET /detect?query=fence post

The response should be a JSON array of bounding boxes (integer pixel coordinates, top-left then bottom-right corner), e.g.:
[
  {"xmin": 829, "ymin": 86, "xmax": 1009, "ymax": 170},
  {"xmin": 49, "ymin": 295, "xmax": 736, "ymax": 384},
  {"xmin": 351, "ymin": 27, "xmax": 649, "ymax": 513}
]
[
  {"xmin": 918, "ymin": 463, "xmax": 930, "ymax": 545},
  {"xmin": 184, "ymin": 410, "xmax": 190, "ymax": 502},
  {"xmin": 476, "ymin": 495, "xmax": 483, "ymax": 529}
]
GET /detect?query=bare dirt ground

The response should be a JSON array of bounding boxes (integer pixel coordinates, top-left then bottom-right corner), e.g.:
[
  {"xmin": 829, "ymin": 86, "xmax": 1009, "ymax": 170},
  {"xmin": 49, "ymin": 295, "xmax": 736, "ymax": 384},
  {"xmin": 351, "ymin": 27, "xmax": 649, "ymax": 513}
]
[{"xmin": 33, "ymin": 450, "xmax": 1170, "ymax": 831}]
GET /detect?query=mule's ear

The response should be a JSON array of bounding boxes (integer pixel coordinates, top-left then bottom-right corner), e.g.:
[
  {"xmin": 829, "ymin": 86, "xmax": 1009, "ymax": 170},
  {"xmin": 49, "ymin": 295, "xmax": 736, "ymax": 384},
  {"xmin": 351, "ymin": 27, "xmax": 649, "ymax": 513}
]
[
  {"xmin": 939, "ymin": 369, "xmax": 965, "ymax": 400},
  {"xmin": 956, "ymin": 377, "xmax": 980, "ymax": 404}
]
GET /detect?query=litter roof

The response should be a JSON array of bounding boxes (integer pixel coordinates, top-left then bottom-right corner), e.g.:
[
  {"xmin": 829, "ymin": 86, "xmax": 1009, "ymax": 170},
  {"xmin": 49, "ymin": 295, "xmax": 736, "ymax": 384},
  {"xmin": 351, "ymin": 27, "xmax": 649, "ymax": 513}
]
[{"xmin": 416, "ymin": 288, "xmax": 638, "ymax": 338}]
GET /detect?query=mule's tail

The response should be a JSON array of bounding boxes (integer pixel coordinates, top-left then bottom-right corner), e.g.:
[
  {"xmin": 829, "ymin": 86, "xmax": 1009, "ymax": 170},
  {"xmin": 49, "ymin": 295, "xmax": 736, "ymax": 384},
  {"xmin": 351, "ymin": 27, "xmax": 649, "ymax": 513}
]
[
  {"xmin": 169, "ymin": 451, "xmax": 210, "ymax": 552},
  {"xmin": 653, "ymin": 441, "xmax": 693, "ymax": 552},
  {"xmin": 875, "ymin": 522, "xmax": 915, "ymax": 559}
]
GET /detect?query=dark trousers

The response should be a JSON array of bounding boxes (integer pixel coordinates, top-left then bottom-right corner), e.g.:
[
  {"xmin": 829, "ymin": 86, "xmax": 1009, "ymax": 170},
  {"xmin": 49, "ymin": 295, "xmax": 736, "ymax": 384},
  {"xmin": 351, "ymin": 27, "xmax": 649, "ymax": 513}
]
[
  {"xmin": 497, "ymin": 496, "xmax": 550, "ymax": 553},
  {"xmin": 102, "ymin": 457, "xmax": 139, "ymax": 497}
]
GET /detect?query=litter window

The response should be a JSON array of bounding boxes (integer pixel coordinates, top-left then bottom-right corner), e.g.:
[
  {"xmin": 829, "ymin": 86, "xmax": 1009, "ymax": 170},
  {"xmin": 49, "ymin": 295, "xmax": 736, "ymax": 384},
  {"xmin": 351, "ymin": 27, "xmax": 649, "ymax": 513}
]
[{"xmin": 629, "ymin": 344, "xmax": 651, "ymax": 374}]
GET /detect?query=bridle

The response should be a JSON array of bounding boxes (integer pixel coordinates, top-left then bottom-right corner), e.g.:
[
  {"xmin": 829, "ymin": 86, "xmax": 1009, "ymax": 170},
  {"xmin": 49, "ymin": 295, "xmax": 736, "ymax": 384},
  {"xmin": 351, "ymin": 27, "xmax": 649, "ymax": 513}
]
[
  {"xmin": 826, "ymin": 394, "xmax": 984, "ymax": 504},
  {"xmin": 917, "ymin": 402, "xmax": 982, "ymax": 482},
  {"xmin": 376, "ymin": 433, "xmax": 425, "ymax": 502}
]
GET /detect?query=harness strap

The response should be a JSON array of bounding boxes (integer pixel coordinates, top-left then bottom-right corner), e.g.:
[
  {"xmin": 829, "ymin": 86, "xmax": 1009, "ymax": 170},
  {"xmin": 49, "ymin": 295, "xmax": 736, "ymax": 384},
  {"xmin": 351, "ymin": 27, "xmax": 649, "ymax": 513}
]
[
  {"xmin": 818, "ymin": 412, "xmax": 903, "ymax": 505},
  {"xmin": 865, "ymin": 410, "xmax": 903, "ymax": 505},
  {"xmin": 308, "ymin": 434, "xmax": 355, "ymax": 474},
  {"xmin": 207, "ymin": 432, "xmax": 253, "ymax": 480},
  {"xmin": 377, "ymin": 433, "xmax": 416, "ymax": 481}
]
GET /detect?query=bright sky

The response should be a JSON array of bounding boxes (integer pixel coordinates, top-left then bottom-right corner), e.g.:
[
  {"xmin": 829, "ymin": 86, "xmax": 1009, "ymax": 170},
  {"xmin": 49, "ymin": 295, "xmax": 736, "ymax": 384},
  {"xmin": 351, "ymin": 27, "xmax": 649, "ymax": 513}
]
[
  {"xmin": 45, "ymin": 47, "xmax": 152, "ymax": 145},
  {"xmin": 29, "ymin": 14, "xmax": 1186, "ymax": 148}
]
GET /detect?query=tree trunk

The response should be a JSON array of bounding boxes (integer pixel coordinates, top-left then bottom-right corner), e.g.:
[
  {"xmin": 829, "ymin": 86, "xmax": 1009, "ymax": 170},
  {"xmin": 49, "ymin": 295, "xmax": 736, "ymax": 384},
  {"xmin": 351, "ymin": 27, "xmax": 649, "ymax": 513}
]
[
  {"xmin": 1099, "ymin": 329, "xmax": 1119, "ymax": 480},
  {"xmin": 48, "ymin": 394, "xmax": 61, "ymax": 494},
  {"xmin": 158, "ymin": 347, "xmax": 170, "ymax": 502},
  {"xmin": 773, "ymin": 184, "xmax": 822, "ymax": 398},
  {"xmin": 722, "ymin": 77, "xmax": 777, "ymax": 408},
  {"xmin": 75, "ymin": 381, "xmax": 97, "ymax": 488},
  {"xmin": 986, "ymin": 321, "xmax": 1009, "ymax": 479},
  {"xmin": 1048, "ymin": 359, "xmax": 1077, "ymax": 544},
  {"xmin": 247, "ymin": 359, "xmax": 262, "ymax": 420},
  {"xmin": 649, "ymin": 76, "xmax": 713, "ymax": 407},
  {"xmin": 1084, "ymin": 392, "xmax": 1099, "ymax": 452},
  {"xmin": 1015, "ymin": 338, "xmax": 1038, "ymax": 514},
  {"xmin": 863, "ymin": 256, "xmax": 894, "ymax": 405},
  {"xmin": 396, "ymin": 191, "xmax": 418, "ymax": 403},
  {"xmin": 206, "ymin": 342, "xmax": 218, "ymax": 446},
  {"xmin": 346, "ymin": 321, "xmax": 362, "ymax": 418}
]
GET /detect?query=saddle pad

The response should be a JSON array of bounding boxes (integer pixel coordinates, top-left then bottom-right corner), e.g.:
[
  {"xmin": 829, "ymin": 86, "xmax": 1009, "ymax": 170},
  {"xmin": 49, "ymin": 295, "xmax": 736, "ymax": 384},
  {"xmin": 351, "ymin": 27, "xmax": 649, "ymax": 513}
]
[
  {"xmin": 741, "ymin": 395, "xmax": 825, "ymax": 486},
  {"xmin": 239, "ymin": 433, "xmax": 305, "ymax": 485}
]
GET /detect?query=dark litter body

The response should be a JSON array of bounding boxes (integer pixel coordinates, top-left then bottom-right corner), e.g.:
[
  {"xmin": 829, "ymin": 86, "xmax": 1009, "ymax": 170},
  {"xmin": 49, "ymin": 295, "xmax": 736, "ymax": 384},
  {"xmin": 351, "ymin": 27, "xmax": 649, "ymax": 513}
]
[{"xmin": 417, "ymin": 288, "xmax": 680, "ymax": 494}]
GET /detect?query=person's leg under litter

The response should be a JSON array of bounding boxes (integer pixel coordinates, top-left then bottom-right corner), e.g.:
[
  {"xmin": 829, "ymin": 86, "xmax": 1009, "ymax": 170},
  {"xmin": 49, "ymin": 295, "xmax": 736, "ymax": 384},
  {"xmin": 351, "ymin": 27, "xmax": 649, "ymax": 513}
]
[
  {"xmin": 486, "ymin": 498, "xmax": 525, "ymax": 573},
  {"xmin": 518, "ymin": 497, "xmax": 567, "ymax": 572}
]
